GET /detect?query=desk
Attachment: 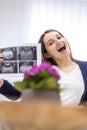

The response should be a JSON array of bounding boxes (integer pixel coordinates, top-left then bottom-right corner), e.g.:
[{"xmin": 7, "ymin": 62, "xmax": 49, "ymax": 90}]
[{"xmin": 0, "ymin": 100, "xmax": 87, "ymax": 130}]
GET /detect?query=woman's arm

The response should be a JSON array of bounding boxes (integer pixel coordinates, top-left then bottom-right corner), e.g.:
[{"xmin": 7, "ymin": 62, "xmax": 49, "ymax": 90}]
[
  {"xmin": 0, "ymin": 79, "xmax": 21, "ymax": 99},
  {"xmin": 0, "ymin": 53, "xmax": 21, "ymax": 99}
]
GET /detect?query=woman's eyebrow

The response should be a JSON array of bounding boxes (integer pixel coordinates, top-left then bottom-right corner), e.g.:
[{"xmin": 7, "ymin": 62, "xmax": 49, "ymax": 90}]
[{"xmin": 56, "ymin": 34, "xmax": 61, "ymax": 37}]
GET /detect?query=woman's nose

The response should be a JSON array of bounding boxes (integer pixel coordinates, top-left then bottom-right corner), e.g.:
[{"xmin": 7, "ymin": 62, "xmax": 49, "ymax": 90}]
[{"xmin": 55, "ymin": 40, "xmax": 60, "ymax": 46}]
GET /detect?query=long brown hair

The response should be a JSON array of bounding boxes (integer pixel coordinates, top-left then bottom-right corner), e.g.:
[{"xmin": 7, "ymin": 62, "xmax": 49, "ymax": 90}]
[{"xmin": 38, "ymin": 29, "xmax": 75, "ymax": 65}]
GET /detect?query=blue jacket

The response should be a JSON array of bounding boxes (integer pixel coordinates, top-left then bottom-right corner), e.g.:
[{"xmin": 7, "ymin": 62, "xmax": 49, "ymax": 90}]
[
  {"xmin": 77, "ymin": 60, "xmax": 87, "ymax": 104},
  {"xmin": 0, "ymin": 80, "xmax": 21, "ymax": 99}
]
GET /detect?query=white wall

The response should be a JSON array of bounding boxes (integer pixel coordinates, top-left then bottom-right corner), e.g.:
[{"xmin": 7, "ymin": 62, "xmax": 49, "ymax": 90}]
[
  {"xmin": 29, "ymin": 0, "xmax": 87, "ymax": 61},
  {"xmin": 0, "ymin": 0, "xmax": 87, "ymax": 60},
  {"xmin": 0, "ymin": 0, "xmax": 31, "ymax": 47}
]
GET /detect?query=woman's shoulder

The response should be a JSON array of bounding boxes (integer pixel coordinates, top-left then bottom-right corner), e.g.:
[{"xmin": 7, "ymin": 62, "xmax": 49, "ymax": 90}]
[
  {"xmin": 76, "ymin": 60, "xmax": 87, "ymax": 65},
  {"xmin": 76, "ymin": 60, "xmax": 87, "ymax": 71}
]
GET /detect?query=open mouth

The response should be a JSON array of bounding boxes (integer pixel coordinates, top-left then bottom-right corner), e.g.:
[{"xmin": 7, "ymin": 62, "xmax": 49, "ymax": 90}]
[{"xmin": 58, "ymin": 45, "xmax": 66, "ymax": 52}]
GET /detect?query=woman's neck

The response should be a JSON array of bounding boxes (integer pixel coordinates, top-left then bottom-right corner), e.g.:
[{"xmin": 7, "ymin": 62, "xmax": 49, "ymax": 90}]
[{"xmin": 56, "ymin": 58, "xmax": 77, "ymax": 74}]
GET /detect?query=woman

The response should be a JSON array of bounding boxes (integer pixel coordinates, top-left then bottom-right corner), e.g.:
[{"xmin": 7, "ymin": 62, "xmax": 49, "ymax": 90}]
[
  {"xmin": 38, "ymin": 29, "xmax": 87, "ymax": 106},
  {"xmin": 0, "ymin": 53, "xmax": 21, "ymax": 100}
]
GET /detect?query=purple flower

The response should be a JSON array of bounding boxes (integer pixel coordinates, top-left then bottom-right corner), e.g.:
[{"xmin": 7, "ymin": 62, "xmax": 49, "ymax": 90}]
[
  {"xmin": 30, "ymin": 65, "xmax": 40, "ymax": 74},
  {"xmin": 39, "ymin": 62, "xmax": 51, "ymax": 71},
  {"xmin": 23, "ymin": 62, "xmax": 60, "ymax": 82},
  {"xmin": 48, "ymin": 68, "xmax": 57, "ymax": 75},
  {"xmin": 14, "ymin": 62, "xmax": 61, "ymax": 91},
  {"xmin": 55, "ymin": 75, "xmax": 61, "ymax": 81},
  {"xmin": 24, "ymin": 65, "xmax": 40, "ymax": 79},
  {"xmin": 24, "ymin": 69, "xmax": 31, "ymax": 79}
]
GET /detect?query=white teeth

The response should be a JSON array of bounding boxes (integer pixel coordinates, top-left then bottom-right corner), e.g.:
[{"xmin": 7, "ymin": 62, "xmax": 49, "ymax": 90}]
[
  {"xmin": 58, "ymin": 45, "xmax": 64, "ymax": 51},
  {"xmin": 57, "ymin": 45, "xmax": 66, "ymax": 52}
]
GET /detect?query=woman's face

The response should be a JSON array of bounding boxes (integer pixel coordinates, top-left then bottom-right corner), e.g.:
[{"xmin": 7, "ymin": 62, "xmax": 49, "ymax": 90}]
[{"xmin": 43, "ymin": 31, "xmax": 71, "ymax": 60}]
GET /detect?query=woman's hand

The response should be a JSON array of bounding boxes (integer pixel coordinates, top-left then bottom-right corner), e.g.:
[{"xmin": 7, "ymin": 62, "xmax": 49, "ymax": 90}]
[
  {"xmin": 0, "ymin": 53, "xmax": 4, "ymax": 62},
  {"xmin": 0, "ymin": 79, "xmax": 4, "ymax": 88},
  {"xmin": 0, "ymin": 53, "xmax": 4, "ymax": 88}
]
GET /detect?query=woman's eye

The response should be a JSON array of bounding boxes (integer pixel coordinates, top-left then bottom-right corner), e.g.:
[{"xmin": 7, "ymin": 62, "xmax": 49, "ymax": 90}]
[
  {"xmin": 49, "ymin": 42, "xmax": 53, "ymax": 45},
  {"xmin": 57, "ymin": 36, "xmax": 61, "ymax": 39}
]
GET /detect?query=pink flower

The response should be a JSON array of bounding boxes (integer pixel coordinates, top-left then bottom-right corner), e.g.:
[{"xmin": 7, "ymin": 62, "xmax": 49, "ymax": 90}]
[
  {"xmin": 30, "ymin": 65, "xmax": 40, "ymax": 75},
  {"xmin": 24, "ymin": 62, "xmax": 60, "ymax": 82},
  {"xmin": 48, "ymin": 68, "xmax": 57, "ymax": 75},
  {"xmin": 55, "ymin": 75, "xmax": 61, "ymax": 81},
  {"xmin": 24, "ymin": 69, "xmax": 31, "ymax": 79},
  {"xmin": 14, "ymin": 62, "xmax": 61, "ymax": 92},
  {"xmin": 39, "ymin": 62, "xmax": 51, "ymax": 71}
]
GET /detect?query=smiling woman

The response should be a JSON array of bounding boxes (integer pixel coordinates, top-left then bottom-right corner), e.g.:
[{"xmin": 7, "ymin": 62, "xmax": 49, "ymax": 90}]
[{"xmin": 38, "ymin": 29, "xmax": 87, "ymax": 106}]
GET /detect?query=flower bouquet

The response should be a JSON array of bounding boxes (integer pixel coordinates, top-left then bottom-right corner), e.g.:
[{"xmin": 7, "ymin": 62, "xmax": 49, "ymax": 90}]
[{"xmin": 14, "ymin": 62, "xmax": 60, "ymax": 92}]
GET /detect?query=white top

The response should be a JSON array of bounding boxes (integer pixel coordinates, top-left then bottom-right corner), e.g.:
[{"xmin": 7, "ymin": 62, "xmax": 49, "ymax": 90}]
[
  {"xmin": 53, "ymin": 64, "xmax": 84, "ymax": 106},
  {"xmin": 0, "ymin": 94, "xmax": 21, "ymax": 102},
  {"xmin": 0, "ymin": 94, "xmax": 12, "ymax": 102}
]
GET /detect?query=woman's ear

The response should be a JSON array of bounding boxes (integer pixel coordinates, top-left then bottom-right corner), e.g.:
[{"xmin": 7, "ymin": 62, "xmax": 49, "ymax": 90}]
[{"xmin": 43, "ymin": 53, "xmax": 51, "ymax": 58}]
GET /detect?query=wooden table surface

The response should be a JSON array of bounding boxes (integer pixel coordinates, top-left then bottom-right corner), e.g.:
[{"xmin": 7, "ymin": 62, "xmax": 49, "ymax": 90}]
[{"xmin": 0, "ymin": 100, "xmax": 87, "ymax": 130}]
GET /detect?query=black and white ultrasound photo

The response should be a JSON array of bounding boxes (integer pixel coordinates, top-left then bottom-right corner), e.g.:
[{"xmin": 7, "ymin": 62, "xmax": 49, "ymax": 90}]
[
  {"xmin": 1, "ymin": 47, "xmax": 17, "ymax": 60},
  {"xmin": 0, "ymin": 44, "xmax": 41, "ymax": 74},
  {"xmin": 18, "ymin": 46, "xmax": 37, "ymax": 60}
]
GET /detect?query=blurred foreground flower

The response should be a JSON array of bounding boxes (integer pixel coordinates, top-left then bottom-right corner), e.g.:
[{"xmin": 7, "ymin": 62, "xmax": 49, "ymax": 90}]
[{"xmin": 14, "ymin": 62, "xmax": 61, "ymax": 92}]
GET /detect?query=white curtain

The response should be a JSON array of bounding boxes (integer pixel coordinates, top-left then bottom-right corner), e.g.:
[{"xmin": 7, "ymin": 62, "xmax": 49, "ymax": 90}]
[
  {"xmin": 0, "ymin": 0, "xmax": 87, "ymax": 60},
  {"xmin": 29, "ymin": 0, "xmax": 87, "ymax": 60},
  {"xmin": 0, "ymin": 0, "xmax": 31, "ymax": 47}
]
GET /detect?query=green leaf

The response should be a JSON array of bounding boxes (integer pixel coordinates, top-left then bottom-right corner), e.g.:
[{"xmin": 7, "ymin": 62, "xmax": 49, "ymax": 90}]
[
  {"xmin": 31, "ymin": 80, "xmax": 45, "ymax": 89},
  {"xmin": 14, "ymin": 80, "xmax": 28, "ymax": 92},
  {"xmin": 13, "ymin": 77, "xmax": 60, "ymax": 92},
  {"xmin": 44, "ymin": 77, "xmax": 58, "ymax": 89}
]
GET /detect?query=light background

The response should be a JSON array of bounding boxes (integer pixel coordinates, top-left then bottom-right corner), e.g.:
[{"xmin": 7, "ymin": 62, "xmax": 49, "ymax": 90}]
[{"xmin": 0, "ymin": 0, "xmax": 87, "ymax": 61}]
